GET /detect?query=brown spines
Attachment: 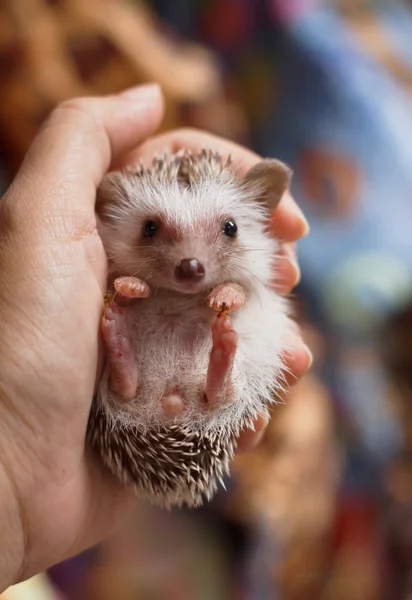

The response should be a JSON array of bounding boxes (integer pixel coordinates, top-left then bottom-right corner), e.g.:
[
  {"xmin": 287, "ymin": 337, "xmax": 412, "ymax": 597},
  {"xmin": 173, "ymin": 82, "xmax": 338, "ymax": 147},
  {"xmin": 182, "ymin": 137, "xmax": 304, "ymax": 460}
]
[
  {"xmin": 178, "ymin": 149, "xmax": 233, "ymax": 185},
  {"xmin": 129, "ymin": 148, "xmax": 234, "ymax": 188},
  {"xmin": 87, "ymin": 406, "xmax": 238, "ymax": 509}
]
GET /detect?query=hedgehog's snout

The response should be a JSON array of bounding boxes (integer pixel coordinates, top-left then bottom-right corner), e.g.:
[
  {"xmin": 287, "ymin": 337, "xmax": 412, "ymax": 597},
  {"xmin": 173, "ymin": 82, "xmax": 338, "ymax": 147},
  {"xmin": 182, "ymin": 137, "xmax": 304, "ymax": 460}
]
[{"xmin": 175, "ymin": 258, "xmax": 205, "ymax": 282}]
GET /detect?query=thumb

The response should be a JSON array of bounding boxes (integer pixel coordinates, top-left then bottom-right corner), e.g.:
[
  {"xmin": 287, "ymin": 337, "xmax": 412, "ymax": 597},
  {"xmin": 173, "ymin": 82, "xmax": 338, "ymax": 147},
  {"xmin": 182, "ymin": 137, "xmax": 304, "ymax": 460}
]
[{"xmin": 2, "ymin": 84, "xmax": 164, "ymax": 232}]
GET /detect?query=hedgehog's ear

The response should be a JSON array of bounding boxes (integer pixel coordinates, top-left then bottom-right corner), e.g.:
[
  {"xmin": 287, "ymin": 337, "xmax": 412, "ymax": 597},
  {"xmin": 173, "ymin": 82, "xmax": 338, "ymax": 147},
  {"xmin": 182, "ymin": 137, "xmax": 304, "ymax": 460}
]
[
  {"xmin": 242, "ymin": 159, "xmax": 292, "ymax": 213},
  {"xmin": 96, "ymin": 171, "xmax": 128, "ymax": 223}
]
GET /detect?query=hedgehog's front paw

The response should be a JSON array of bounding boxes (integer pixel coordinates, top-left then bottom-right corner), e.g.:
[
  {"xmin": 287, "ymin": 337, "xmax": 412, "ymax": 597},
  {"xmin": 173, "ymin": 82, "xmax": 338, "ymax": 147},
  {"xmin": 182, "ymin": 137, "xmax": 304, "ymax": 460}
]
[
  {"xmin": 114, "ymin": 276, "xmax": 151, "ymax": 299},
  {"xmin": 101, "ymin": 303, "xmax": 138, "ymax": 399},
  {"xmin": 207, "ymin": 282, "xmax": 245, "ymax": 313},
  {"xmin": 204, "ymin": 312, "xmax": 238, "ymax": 406}
]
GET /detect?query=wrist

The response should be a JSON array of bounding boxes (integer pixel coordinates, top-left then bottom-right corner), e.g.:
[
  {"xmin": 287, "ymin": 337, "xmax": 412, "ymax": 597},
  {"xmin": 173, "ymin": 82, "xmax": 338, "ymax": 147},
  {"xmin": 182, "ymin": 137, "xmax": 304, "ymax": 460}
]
[{"xmin": 0, "ymin": 459, "xmax": 26, "ymax": 592}]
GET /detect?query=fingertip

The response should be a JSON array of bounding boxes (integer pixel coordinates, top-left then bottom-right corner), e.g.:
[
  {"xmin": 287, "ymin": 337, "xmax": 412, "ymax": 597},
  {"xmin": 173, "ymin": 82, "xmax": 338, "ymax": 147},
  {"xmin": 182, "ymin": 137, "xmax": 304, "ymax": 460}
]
[
  {"xmin": 283, "ymin": 339, "xmax": 313, "ymax": 386},
  {"xmin": 236, "ymin": 413, "xmax": 269, "ymax": 454},
  {"xmin": 237, "ymin": 429, "xmax": 266, "ymax": 454},
  {"xmin": 270, "ymin": 192, "xmax": 310, "ymax": 242},
  {"xmin": 106, "ymin": 86, "xmax": 165, "ymax": 161},
  {"xmin": 274, "ymin": 243, "xmax": 301, "ymax": 295}
]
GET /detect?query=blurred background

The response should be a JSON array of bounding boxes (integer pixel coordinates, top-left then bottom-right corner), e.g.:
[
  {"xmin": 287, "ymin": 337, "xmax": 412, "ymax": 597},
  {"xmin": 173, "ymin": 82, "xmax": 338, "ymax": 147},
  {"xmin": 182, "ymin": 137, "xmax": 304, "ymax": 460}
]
[{"xmin": 2, "ymin": 0, "xmax": 412, "ymax": 598}]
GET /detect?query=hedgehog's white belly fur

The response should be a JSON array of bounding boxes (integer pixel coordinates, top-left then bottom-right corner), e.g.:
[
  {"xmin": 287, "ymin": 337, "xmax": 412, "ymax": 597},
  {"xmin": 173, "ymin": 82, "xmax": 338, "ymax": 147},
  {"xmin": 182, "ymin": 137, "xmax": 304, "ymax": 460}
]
[{"xmin": 98, "ymin": 284, "xmax": 289, "ymax": 437}]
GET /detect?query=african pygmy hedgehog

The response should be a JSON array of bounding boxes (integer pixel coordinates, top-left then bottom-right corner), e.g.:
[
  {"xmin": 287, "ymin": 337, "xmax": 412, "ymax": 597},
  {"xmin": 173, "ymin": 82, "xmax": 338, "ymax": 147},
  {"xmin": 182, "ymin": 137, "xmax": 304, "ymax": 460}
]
[{"xmin": 87, "ymin": 149, "xmax": 293, "ymax": 509}]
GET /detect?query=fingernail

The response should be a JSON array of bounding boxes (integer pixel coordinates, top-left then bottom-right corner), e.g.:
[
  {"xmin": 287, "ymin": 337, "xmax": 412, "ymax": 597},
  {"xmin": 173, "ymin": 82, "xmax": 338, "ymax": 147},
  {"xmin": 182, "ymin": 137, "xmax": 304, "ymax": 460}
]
[{"xmin": 119, "ymin": 83, "xmax": 162, "ymax": 102}]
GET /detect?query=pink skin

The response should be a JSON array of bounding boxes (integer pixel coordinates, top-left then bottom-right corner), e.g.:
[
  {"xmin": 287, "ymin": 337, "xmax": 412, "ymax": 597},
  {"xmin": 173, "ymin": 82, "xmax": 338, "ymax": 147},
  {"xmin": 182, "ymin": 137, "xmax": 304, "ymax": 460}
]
[
  {"xmin": 101, "ymin": 303, "xmax": 138, "ymax": 399},
  {"xmin": 204, "ymin": 311, "xmax": 238, "ymax": 406},
  {"xmin": 161, "ymin": 384, "xmax": 185, "ymax": 418},
  {"xmin": 114, "ymin": 276, "xmax": 151, "ymax": 299},
  {"xmin": 101, "ymin": 276, "xmax": 150, "ymax": 398},
  {"xmin": 160, "ymin": 284, "xmax": 243, "ymax": 415},
  {"xmin": 102, "ymin": 278, "xmax": 241, "ymax": 410},
  {"xmin": 207, "ymin": 282, "xmax": 246, "ymax": 313}
]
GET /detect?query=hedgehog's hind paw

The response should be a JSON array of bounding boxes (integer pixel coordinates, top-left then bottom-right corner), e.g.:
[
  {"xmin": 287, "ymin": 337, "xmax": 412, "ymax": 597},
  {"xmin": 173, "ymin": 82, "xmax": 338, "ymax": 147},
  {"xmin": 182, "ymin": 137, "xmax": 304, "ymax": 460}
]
[
  {"xmin": 101, "ymin": 303, "xmax": 138, "ymax": 399},
  {"xmin": 204, "ymin": 312, "xmax": 238, "ymax": 407}
]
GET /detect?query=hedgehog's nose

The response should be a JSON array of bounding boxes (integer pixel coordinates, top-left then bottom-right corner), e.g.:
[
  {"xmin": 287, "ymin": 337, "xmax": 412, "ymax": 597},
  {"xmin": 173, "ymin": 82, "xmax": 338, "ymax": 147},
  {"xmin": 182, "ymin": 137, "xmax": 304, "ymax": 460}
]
[{"xmin": 175, "ymin": 258, "xmax": 205, "ymax": 281}]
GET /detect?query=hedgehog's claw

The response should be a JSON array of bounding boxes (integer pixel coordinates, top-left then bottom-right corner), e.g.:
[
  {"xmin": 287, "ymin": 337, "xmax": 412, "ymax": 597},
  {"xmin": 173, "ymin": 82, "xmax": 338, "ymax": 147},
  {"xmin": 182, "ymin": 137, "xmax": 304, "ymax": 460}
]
[
  {"xmin": 204, "ymin": 312, "xmax": 238, "ymax": 407},
  {"xmin": 101, "ymin": 303, "xmax": 138, "ymax": 399}
]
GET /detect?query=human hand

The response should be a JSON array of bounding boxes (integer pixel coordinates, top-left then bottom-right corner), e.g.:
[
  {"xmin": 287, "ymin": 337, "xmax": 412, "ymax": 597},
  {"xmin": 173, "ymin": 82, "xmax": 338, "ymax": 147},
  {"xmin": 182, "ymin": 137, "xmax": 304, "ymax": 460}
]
[{"xmin": 0, "ymin": 84, "xmax": 311, "ymax": 590}]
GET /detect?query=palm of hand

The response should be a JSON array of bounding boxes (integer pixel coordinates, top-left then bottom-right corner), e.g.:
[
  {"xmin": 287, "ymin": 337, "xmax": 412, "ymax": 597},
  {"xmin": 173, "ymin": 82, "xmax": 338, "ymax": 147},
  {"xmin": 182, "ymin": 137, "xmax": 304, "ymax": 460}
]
[{"xmin": 0, "ymin": 193, "xmax": 127, "ymax": 577}]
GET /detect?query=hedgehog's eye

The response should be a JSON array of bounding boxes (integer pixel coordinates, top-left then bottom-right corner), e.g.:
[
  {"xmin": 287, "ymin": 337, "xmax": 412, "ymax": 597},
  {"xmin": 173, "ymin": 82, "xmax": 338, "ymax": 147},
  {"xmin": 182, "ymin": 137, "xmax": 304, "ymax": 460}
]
[
  {"xmin": 143, "ymin": 220, "xmax": 159, "ymax": 238},
  {"xmin": 223, "ymin": 219, "xmax": 238, "ymax": 238}
]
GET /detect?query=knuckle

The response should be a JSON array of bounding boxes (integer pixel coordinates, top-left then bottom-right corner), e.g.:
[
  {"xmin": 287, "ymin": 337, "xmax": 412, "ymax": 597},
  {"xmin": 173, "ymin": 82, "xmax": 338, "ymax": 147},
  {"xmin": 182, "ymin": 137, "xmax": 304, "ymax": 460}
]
[
  {"xmin": 33, "ymin": 97, "xmax": 110, "ymax": 169},
  {"xmin": 56, "ymin": 96, "xmax": 91, "ymax": 115},
  {"xmin": 45, "ymin": 97, "xmax": 100, "ymax": 134}
]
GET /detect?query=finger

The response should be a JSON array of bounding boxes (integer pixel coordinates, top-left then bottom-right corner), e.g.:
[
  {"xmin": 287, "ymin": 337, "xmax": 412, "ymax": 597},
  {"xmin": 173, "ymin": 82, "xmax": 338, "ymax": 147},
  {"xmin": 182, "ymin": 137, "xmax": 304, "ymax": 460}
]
[
  {"xmin": 118, "ymin": 127, "xmax": 261, "ymax": 172},
  {"xmin": 281, "ymin": 322, "xmax": 313, "ymax": 387},
  {"xmin": 2, "ymin": 84, "xmax": 164, "ymax": 233},
  {"xmin": 120, "ymin": 128, "xmax": 309, "ymax": 241},
  {"xmin": 236, "ymin": 412, "xmax": 269, "ymax": 454},
  {"xmin": 273, "ymin": 242, "xmax": 301, "ymax": 295},
  {"xmin": 269, "ymin": 191, "xmax": 309, "ymax": 242}
]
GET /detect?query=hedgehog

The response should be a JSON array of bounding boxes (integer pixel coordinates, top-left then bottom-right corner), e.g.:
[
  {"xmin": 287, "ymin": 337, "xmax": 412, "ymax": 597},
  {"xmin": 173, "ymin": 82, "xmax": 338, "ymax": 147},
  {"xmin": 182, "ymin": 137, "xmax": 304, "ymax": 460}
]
[{"xmin": 86, "ymin": 149, "xmax": 293, "ymax": 509}]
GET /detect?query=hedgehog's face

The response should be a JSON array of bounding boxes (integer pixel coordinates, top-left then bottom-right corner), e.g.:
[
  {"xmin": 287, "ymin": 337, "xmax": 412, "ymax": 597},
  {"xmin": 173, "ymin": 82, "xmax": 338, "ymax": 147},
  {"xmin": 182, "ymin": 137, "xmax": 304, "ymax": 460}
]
[
  {"xmin": 116, "ymin": 211, "xmax": 246, "ymax": 294},
  {"xmin": 97, "ymin": 155, "xmax": 292, "ymax": 294}
]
